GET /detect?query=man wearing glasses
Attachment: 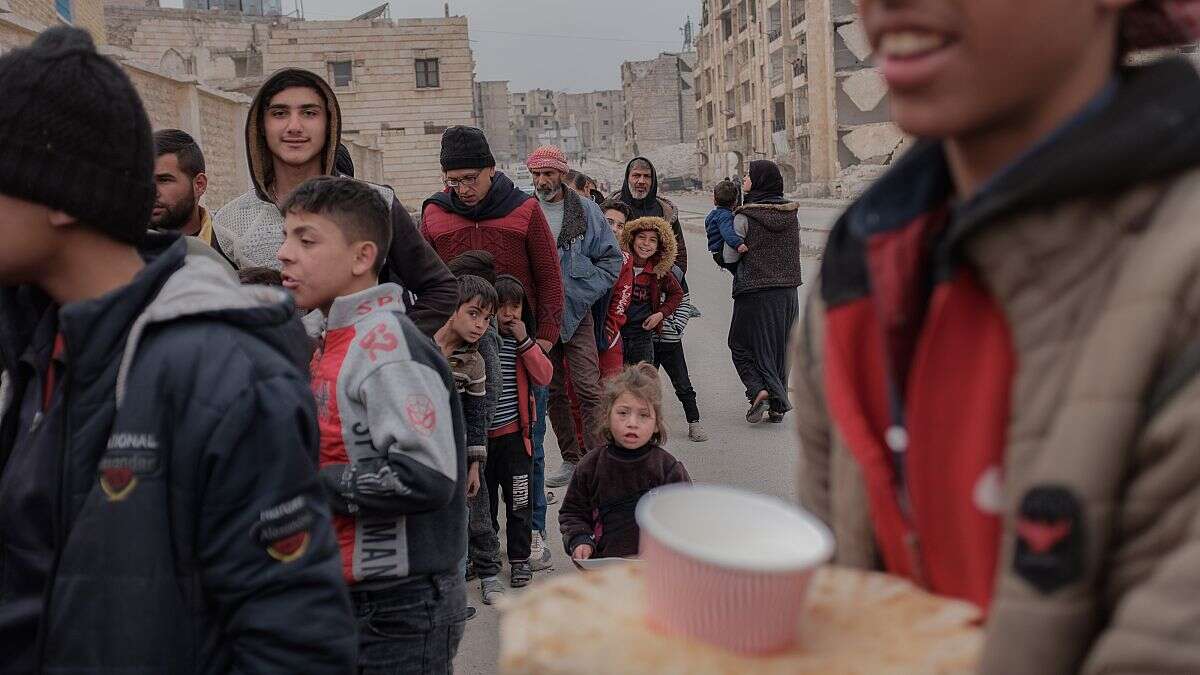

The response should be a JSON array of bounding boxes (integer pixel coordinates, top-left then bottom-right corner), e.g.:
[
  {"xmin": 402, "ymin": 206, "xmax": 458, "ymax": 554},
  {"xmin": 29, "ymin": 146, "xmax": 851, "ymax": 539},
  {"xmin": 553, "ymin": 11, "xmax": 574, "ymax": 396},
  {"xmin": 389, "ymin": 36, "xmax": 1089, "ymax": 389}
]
[{"xmin": 421, "ymin": 127, "xmax": 564, "ymax": 357}]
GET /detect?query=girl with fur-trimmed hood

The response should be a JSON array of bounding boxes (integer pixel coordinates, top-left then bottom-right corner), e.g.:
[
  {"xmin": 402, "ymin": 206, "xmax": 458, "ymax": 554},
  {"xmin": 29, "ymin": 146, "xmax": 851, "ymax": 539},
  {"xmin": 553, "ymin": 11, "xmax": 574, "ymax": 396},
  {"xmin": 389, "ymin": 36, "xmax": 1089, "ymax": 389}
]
[{"xmin": 617, "ymin": 217, "xmax": 683, "ymax": 366}]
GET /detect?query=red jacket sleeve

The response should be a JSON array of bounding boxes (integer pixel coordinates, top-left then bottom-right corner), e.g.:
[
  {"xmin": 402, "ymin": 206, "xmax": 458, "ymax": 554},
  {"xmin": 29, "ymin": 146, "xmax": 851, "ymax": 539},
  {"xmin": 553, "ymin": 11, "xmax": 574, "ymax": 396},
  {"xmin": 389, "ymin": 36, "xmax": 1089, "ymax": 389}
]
[
  {"xmin": 516, "ymin": 336, "xmax": 554, "ymax": 387},
  {"xmin": 524, "ymin": 206, "xmax": 565, "ymax": 343},
  {"xmin": 658, "ymin": 271, "xmax": 684, "ymax": 323},
  {"xmin": 605, "ymin": 257, "xmax": 634, "ymax": 348}
]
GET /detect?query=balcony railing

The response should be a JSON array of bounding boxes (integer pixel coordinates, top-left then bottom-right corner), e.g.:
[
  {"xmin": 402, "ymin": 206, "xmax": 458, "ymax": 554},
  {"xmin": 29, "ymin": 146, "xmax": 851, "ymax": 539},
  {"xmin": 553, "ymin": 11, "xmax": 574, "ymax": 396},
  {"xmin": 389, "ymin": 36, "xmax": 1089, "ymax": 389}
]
[{"xmin": 772, "ymin": 118, "xmax": 786, "ymax": 132}]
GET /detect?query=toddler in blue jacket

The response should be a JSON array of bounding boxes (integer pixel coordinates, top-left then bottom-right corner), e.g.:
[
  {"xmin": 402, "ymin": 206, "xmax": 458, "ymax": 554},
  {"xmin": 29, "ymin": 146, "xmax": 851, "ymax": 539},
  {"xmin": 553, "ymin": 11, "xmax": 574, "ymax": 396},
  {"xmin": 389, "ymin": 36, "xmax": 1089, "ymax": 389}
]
[{"xmin": 704, "ymin": 180, "xmax": 747, "ymax": 272}]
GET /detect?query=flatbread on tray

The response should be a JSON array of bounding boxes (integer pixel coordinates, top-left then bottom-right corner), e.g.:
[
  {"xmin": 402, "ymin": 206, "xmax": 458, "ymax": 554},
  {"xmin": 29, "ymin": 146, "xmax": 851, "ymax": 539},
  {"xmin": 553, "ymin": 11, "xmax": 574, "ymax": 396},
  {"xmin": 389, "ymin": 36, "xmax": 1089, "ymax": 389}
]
[{"xmin": 500, "ymin": 564, "xmax": 982, "ymax": 674}]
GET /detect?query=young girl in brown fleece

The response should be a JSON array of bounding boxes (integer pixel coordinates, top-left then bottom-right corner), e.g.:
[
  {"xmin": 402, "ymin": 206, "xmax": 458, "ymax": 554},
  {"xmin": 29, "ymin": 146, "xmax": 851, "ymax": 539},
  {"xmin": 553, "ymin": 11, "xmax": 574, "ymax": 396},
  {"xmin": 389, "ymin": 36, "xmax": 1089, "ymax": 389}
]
[{"xmin": 559, "ymin": 364, "xmax": 691, "ymax": 560}]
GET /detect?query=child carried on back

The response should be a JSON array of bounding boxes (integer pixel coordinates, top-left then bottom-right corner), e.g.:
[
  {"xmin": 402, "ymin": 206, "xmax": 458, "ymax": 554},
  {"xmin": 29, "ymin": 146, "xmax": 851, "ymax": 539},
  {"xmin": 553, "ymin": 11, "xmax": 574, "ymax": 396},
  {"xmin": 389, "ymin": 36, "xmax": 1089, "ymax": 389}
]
[
  {"xmin": 559, "ymin": 364, "xmax": 691, "ymax": 560},
  {"xmin": 704, "ymin": 180, "xmax": 746, "ymax": 273}
]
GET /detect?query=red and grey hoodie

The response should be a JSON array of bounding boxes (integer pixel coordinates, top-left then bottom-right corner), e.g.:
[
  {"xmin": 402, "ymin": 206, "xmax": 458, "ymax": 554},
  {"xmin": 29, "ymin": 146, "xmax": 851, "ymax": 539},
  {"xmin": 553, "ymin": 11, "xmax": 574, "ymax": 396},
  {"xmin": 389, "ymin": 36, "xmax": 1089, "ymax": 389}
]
[{"xmin": 308, "ymin": 283, "xmax": 466, "ymax": 585}]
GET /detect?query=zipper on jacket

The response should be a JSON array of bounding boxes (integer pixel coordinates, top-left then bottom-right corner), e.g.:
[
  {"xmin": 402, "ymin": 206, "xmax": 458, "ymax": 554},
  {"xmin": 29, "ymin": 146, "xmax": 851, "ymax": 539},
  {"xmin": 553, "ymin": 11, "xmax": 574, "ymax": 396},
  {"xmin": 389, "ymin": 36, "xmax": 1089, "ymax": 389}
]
[{"xmin": 36, "ymin": 332, "xmax": 70, "ymax": 669}]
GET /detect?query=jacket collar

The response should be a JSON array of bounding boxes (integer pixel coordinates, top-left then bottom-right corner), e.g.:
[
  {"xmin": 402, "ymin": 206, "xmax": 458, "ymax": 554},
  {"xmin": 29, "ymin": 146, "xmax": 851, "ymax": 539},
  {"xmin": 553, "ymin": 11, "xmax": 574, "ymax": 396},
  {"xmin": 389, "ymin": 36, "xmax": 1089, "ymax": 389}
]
[
  {"xmin": 0, "ymin": 234, "xmax": 185, "ymax": 393},
  {"xmin": 822, "ymin": 57, "xmax": 1200, "ymax": 307},
  {"xmin": 323, "ymin": 283, "xmax": 408, "ymax": 331},
  {"xmin": 557, "ymin": 187, "xmax": 588, "ymax": 248}
]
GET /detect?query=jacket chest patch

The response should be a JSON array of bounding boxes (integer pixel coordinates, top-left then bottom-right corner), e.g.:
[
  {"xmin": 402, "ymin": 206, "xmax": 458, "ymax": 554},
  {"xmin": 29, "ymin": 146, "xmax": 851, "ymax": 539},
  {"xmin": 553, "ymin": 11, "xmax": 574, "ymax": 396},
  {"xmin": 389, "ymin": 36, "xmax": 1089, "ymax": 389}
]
[
  {"xmin": 98, "ymin": 449, "xmax": 159, "ymax": 502},
  {"xmin": 252, "ymin": 495, "xmax": 315, "ymax": 563},
  {"xmin": 1014, "ymin": 485, "xmax": 1084, "ymax": 593}
]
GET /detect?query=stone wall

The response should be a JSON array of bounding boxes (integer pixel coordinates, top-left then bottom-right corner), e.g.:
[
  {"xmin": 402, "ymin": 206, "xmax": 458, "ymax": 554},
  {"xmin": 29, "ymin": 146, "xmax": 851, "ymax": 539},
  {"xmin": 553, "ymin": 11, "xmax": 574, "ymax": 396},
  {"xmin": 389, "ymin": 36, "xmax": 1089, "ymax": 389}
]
[
  {"xmin": 104, "ymin": 4, "xmax": 274, "ymax": 82},
  {"xmin": 7, "ymin": 0, "xmax": 106, "ymax": 42}
]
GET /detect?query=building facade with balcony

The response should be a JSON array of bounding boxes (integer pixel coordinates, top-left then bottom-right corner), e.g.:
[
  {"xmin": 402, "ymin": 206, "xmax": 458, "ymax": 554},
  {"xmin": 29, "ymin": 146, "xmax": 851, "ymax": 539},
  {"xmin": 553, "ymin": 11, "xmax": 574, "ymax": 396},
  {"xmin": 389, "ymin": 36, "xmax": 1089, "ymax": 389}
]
[{"xmin": 694, "ymin": 0, "xmax": 905, "ymax": 196}]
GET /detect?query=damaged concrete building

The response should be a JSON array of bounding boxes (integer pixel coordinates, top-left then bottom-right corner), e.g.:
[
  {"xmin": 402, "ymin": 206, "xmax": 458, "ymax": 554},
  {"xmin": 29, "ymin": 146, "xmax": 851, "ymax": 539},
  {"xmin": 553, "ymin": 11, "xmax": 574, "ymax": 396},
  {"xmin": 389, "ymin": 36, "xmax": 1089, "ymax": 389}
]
[
  {"xmin": 694, "ymin": 0, "xmax": 905, "ymax": 197},
  {"xmin": 103, "ymin": 2, "xmax": 475, "ymax": 206},
  {"xmin": 473, "ymin": 80, "xmax": 514, "ymax": 162},
  {"xmin": 621, "ymin": 52, "xmax": 697, "ymax": 158},
  {"xmin": 553, "ymin": 89, "xmax": 625, "ymax": 162}
]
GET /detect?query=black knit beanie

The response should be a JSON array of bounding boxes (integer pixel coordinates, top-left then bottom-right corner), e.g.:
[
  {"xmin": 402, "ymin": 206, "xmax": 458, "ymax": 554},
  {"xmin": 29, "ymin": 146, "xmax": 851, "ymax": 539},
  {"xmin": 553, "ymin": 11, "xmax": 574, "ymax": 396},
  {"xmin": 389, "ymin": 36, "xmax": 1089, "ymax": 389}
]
[
  {"xmin": 440, "ymin": 126, "xmax": 495, "ymax": 171},
  {"xmin": 0, "ymin": 27, "xmax": 155, "ymax": 244}
]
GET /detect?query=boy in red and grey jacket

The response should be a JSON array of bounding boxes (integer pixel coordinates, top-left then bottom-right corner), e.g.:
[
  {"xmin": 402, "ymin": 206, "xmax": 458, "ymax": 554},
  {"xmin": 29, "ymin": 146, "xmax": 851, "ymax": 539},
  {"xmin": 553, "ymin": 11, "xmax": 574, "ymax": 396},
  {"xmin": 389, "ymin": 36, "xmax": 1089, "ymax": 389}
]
[
  {"xmin": 488, "ymin": 274, "xmax": 554, "ymax": 589},
  {"xmin": 278, "ymin": 176, "xmax": 469, "ymax": 672}
]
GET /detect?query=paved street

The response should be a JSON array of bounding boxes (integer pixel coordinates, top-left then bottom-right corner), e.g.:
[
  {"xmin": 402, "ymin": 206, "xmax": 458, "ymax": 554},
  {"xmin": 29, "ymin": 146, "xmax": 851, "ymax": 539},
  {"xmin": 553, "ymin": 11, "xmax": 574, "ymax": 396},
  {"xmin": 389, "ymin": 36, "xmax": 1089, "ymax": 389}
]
[{"xmin": 454, "ymin": 195, "xmax": 843, "ymax": 674}]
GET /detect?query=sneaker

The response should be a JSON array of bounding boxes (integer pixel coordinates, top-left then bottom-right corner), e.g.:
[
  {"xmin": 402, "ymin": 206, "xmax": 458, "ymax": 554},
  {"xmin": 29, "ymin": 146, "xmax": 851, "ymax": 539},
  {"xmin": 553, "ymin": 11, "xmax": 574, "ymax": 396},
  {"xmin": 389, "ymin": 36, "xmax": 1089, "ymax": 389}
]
[
  {"xmin": 768, "ymin": 411, "xmax": 786, "ymax": 424},
  {"xmin": 530, "ymin": 531, "xmax": 554, "ymax": 572},
  {"xmin": 480, "ymin": 576, "xmax": 504, "ymax": 605},
  {"xmin": 746, "ymin": 398, "xmax": 769, "ymax": 424},
  {"xmin": 510, "ymin": 560, "xmax": 533, "ymax": 588},
  {"xmin": 545, "ymin": 490, "xmax": 558, "ymax": 505},
  {"xmin": 688, "ymin": 422, "xmax": 710, "ymax": 442},
  {"xmin": 545, "ymin": 461, "xmax": 576, "ymax": 488}
]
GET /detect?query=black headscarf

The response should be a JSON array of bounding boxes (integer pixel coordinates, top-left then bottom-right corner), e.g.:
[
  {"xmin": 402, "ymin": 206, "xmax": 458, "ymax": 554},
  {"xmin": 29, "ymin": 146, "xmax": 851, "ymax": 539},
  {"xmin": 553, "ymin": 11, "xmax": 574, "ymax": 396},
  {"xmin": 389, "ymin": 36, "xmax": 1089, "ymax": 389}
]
[
  {"xmin": 423, "ymin": 171, "xmax": 533, "ymax": 221},
  {"xmin": 619, "ymin": 156, "xmax": 663, "ymax": 218},
  {"xmin": 744, "ymin": 160, "xmax": 788, "ymax": 205}
]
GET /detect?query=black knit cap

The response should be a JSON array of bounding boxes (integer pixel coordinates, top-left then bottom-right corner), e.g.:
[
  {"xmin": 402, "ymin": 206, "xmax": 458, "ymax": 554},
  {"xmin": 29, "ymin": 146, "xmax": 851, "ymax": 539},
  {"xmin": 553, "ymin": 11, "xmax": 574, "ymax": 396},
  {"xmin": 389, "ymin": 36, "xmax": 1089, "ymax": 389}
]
[
  {"xmin": 0, "ymin": 27, "xmax": 155, "ymax": 244},
  {"xmin": 440, "ymin": 126, "xmax": 495, "ymax": 171}
]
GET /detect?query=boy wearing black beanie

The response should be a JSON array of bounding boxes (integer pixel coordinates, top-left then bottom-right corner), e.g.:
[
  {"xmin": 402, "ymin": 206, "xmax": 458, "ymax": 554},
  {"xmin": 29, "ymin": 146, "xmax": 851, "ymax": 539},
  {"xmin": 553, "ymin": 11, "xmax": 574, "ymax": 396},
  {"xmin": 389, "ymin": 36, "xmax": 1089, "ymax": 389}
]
[{"xmin": 0, "ymin": 27, "xmax": 355, "ymax": 672}]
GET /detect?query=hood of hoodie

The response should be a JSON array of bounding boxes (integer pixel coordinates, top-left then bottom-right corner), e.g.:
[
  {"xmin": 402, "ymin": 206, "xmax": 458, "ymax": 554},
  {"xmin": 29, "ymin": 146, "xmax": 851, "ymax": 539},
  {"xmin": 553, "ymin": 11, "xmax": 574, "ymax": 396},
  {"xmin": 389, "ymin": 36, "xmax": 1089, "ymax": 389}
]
[
  {"xmin": 736, "ymin": 201, "xmax": 800, "ymax": 233},
  {"xmin": 619, "ymin": 216, "xmax": 677, "ymax": 278},
  {"xmin": 112, "ymin": 236, "xmax": 308, "ymax": 409},
  {"xmin": 619, "ymin": 156, "xmax": 659, "ymax": 213},
  {"xmin": 246, "ymin": 68, "xmax": 343, "ymax": 202},
  {"xmin": 0, "ymin": 234, "xmax": 306, "ymax": 412}
]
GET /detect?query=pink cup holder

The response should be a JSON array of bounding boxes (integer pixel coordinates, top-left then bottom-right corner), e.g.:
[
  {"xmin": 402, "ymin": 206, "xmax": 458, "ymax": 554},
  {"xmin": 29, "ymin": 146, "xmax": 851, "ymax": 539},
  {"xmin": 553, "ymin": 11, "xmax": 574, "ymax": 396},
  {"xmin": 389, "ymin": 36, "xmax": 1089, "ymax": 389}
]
[{"xmin": 636, "ymin": 484, "xmax": 833, "ymax": 654}]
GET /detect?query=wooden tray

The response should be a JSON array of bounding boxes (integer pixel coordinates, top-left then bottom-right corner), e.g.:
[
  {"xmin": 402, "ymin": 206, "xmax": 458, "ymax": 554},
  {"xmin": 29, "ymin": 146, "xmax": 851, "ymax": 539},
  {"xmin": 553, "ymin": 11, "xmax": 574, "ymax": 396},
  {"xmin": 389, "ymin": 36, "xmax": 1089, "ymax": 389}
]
[{"xmin": 500, "ymin": 564, "xmax": 981, "ymax": 674}]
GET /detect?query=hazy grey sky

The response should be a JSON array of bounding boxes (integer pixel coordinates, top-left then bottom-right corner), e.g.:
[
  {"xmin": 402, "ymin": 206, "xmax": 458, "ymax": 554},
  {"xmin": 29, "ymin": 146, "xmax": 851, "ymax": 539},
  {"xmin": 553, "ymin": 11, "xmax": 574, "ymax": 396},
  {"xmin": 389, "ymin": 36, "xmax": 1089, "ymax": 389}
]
[{"xmin": 164, "ymin": 0, "xmax": 700, "ymax": 92}]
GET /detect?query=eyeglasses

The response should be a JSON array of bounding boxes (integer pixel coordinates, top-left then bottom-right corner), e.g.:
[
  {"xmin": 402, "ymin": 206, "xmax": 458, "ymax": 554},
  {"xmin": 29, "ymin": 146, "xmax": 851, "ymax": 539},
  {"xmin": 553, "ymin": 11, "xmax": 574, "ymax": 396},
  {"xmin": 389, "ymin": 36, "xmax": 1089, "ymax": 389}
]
[
  {"xmin": 605, "ymin": 217, "xmax": 625, "ymax": 228},
  {"xmin": 443, "ymin": 173, "xmax": 482, "ymax": 188}
]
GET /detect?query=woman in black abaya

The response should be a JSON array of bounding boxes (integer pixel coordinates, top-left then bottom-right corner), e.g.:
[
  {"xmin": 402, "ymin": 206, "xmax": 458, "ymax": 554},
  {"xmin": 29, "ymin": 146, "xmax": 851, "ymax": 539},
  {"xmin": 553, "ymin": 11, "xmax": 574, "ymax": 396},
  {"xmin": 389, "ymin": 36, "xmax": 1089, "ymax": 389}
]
[{"xmin": 727, "ymin": 160, "xmax": 804, "ymax": 423}]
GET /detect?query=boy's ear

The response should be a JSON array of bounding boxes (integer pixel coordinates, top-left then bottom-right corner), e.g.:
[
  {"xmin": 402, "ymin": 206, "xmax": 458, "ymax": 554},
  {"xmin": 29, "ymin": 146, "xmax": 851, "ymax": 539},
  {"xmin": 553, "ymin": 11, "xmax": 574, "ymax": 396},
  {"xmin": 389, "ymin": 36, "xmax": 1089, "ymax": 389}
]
[{"xmin": 352, "ymin": 240, "xmax": 379, "ymax": 277}]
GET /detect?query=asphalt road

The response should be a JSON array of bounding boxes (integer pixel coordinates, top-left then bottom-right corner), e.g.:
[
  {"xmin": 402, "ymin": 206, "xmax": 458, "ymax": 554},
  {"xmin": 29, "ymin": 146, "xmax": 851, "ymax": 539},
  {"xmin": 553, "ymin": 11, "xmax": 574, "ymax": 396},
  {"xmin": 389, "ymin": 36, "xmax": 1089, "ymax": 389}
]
[{"xmin": 454, "ymin": 194, "xmax": 844, "ymax": 674}]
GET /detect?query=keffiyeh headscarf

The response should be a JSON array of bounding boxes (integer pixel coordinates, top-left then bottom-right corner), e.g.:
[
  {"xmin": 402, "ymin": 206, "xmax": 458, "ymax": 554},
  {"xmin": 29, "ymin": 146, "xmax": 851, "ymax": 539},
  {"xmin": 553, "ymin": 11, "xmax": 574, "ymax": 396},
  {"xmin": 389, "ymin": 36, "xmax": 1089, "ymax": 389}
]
[{"xmin": 1123, "ymin": 0, "xmax": 1200, "ymax": 50}]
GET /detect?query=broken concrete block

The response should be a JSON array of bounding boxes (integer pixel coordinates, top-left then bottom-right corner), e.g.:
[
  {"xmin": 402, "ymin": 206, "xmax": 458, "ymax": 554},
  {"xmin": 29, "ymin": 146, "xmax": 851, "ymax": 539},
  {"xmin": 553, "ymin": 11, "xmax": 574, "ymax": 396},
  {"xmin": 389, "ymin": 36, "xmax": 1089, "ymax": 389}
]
[
  {"xmin": 841, "ymin": 68, "xmax": 887, "ymax": 112},
  {"xmin": 842, "ymin": 123, "xmax": 904, "ymax": 162},
  {"xmin": 837, "ymin": 21, "xmax": 873, "ymax": 63}
]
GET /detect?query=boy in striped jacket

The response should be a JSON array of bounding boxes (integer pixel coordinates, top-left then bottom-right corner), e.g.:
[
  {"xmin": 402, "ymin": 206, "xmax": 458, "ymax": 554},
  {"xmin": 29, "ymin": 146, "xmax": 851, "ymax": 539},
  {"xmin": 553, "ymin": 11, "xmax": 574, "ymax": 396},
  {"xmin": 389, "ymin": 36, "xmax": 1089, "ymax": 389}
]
[
  {"xmin": 488, "ymin": 275, "xmax": 554, "ymax": 590},
  {"xmin": 652, "ymin": 266, "xmax": 709, "ymax": 442}
]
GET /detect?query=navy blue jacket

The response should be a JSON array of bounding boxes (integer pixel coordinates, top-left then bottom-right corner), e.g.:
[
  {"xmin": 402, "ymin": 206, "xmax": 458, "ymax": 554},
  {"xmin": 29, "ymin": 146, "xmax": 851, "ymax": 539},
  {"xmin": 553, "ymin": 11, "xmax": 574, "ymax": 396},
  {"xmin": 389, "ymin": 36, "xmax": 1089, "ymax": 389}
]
[{"xmin": 0, "ymin": 235, "xmax": 355, "ymax": 673}]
